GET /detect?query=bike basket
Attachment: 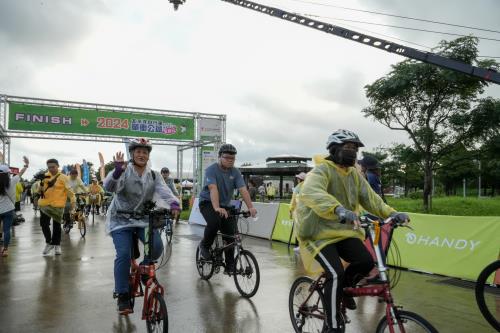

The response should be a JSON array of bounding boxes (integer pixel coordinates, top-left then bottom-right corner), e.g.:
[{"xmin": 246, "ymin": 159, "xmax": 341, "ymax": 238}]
[{"xmin": 152, "ymin": 212, "xmax": 167, "ymax": 229}]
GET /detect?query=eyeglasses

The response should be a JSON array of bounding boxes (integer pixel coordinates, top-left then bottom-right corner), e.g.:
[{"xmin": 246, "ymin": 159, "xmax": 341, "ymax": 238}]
[{"xmin": 221, "ymin": 155, "xmax": 236, "ymax": 161}]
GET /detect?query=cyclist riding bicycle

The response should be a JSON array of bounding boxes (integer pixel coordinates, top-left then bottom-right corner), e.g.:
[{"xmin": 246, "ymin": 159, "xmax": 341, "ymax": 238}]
[
  {"xmin": 87, "ymin": 178, "xmax": 104, "ymax": 215},
  {"xmin": 104, "ymin": 137, "xmax": 180, "ymax": 315},
  {"xmin": 160, "ymin": 167, "xmax": 181, "ymax": 224},
  {"xmin": 197, "ymin": 143, "xmax": 257, "ymax": 274},
  {"xmin": 64, "ymin": 169, "xmax": 88, "ymax": 223},
  {"xmin": 295, "ymin": 129, "xmax": 409, "ymax": 333}
]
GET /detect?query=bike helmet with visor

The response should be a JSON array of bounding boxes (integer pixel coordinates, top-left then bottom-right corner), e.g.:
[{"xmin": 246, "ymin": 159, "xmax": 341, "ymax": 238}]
[
  {"xmin": 326, "ymin": 129, "xmax": 365, "ymax": 149},
  {"xmin": 218, "ymin": 143, "xmax": 237, "ymax": 157},
  {"xmin": 128, "ymin": 138, "xmax": 152, "ymax": 153}
]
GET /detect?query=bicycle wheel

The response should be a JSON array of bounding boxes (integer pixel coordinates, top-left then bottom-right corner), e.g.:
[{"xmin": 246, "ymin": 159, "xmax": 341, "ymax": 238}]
[
  {"xmin": 63, "ymin": 222, "xmax": 72, "ymax": 234},
  {"xmin": 78, "ymin": 214, "xmax": 87, "ymax": 238},
  {"xmin": 92, "ymin": 205, "xmax": 95, "ymax": 225},
  {"xmin": 233, "ymin": 249, "xmax": 260, "ymax": 298},
  {"xmin": 166, "ymin": 220, "xmax": 173, "ymax": 245},
  {"xmin": 195, "ymin": 247, "xmax": 215, "ymax": 280},
  {"xmin": 376, "ymin": 310, "xmax": 438, "ymax": 333},
  {"xmin": 289, "ymin": 276, "xmax": 326, "ymax": 333},
  {"xmin": 475, "ymin": 260, "xmax": 500, "ymax": 332},
  {"xmin": 146, "ymin": 292, "xmax": 168, "ymax": 333}
]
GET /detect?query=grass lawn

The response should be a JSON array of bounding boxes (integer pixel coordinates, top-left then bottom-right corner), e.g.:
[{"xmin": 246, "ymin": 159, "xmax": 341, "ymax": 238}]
[{"xmin": 386, "ymin": 196, "xmax": 500, "ymax": 216}]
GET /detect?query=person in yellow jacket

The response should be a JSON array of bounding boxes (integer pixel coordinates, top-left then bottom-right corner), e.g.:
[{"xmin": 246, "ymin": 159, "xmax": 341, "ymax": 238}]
[
  {"xmin": 15, "ymin": 181, "xmax": 24, "ymax": 214},
  {"xmin": 295, "ymin": 129, "xmax": 409, "ymax": 333},
  {"xmin": 87, "ymin": 178, "xmax": 104, "ymax": 215},
  {"xmin": 289, "ymin": 172, "xmax": 307, "ymax": 219},
  {"xmin": 266, "ymin": 182, "xmax": 276, "ymax": 201},
  {"xmin": 38, "ymin": 158, "xmax": 76, "ymax": 256}
]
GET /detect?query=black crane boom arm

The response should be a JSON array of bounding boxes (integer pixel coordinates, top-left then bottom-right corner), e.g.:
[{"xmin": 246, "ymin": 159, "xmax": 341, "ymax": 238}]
[{"xmin": 221, "ymin": 0, "xmax": 500, "ymax": 85}]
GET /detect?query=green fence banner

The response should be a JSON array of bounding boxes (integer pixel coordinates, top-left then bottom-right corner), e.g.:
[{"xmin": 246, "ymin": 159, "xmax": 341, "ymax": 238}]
[
  {"xmin": 388, "ymin": 213, "xmax": 500, "ymax": 282},
  {"xmin": 8, "ymin": 102, "xmax": 195, "ymax": 140},
  {"xmin": 271, "ymin": 203, "xmax": 297, "ymax": 245}
]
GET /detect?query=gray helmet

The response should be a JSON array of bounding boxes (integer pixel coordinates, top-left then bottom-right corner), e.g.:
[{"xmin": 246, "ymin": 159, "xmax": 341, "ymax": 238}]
[
  {"xmin": 218, "ymin": 143, "xmax": 237, "ymax": 156},
  {"xmin": 128, "ymin": 138, "xmax": 152, "ymax": 153},
  {"xmin": 326, "ymin": 129, "xmax": 365, "ymax": 149}
]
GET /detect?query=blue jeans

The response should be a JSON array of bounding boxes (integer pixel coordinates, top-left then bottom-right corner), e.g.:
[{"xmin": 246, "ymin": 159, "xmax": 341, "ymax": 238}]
[
  {"xmin": 111, "ymin": 227, "xmax": 164, "ymax": 294},
  {"xmin": 1, "ymin": 210, "xmax": 14, "ymax": 247}
]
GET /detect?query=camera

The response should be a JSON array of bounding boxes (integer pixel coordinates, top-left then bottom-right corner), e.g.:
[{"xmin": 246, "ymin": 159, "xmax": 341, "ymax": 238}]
[{"xmin": 33, "ymin": 172, "xmax": 49, "ymax": 181}]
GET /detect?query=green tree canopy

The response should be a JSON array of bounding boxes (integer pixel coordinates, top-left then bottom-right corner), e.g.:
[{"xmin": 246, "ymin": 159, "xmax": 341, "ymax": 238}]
[{"xmin": 363, "ymin": 36, "xmax": 498, "ymax": 210}]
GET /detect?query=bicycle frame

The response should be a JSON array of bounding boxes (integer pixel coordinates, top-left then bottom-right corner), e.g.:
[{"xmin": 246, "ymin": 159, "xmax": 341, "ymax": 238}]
[
  {"xmin": 211, "ymin": 212, "xmax": 247, "ymax": 270},
  {"xmin": 296, "ymin": 217, "xmax": 407, "ymax": 332},
  {"xmin": 120, "ymin": 203, "xmax": 168, "ymax": 319},
  {"xmin": 129, "ymin": 257, "xmax": 165, "ymax": 320}
]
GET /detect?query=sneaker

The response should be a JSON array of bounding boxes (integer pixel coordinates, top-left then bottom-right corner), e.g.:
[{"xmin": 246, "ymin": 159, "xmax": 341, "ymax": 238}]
[
  {"xmin": 117, "ymin": 293, "xmax": 133, "ymax": 315},
  {"xmin": 224, "ymin": 261, "xmax": 235, "ymax": 275},
  {"xmin": 343, "ymin": 295, "xmax": 357, "ymax": 310},
  {"xmin": 1, "ymin": 247, "xmax": 8, "ymax": 257},
  {"xmin": 42, "ymin": 244, "xmax": 54, "ymax": 256},
  {"xmin": 198, "ymin": 244, "xmax": 211, "ymax": 260},
  {"xmin": 54, "ymin": 246, "xmax": 62, "ymax": 255}
]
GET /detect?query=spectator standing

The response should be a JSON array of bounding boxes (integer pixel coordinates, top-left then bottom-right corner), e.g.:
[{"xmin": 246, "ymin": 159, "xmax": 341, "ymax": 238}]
[
  {"xmin": 0, "ymin": 157, "xmax": 29, "ymax": 257},
  {"xmin": 38, "ymin": 159, "xmax": 76, "ymax": 256}
]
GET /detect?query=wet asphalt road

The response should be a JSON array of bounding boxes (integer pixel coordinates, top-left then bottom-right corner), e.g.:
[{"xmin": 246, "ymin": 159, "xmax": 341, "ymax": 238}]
[{"xmin": 0, "ymin": 203, "xmax": 493, "ymax": 333}]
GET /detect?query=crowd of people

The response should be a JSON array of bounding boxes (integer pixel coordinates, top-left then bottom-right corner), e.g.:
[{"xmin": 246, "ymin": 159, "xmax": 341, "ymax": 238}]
[{"xmin": 1, "ymin": 131, "xmax": 409, "ymax": 332}]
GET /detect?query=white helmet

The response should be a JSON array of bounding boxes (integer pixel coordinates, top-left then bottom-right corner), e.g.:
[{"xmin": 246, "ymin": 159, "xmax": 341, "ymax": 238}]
[{"xmin": 326, "ymin": 129, "xmax": 365, "ymax": 149}]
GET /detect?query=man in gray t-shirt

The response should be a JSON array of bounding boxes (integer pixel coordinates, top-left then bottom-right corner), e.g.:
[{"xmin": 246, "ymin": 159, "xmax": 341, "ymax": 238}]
[{"xmin": 198, "ymin": 144, "xmax": 257, "ymax": 274}]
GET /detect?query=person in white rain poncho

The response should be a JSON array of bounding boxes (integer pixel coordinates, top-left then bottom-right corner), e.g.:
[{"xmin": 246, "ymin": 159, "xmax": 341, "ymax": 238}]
[{"xmin": 104, "ymin": 138, "xmax": 180, "ymax": 315}]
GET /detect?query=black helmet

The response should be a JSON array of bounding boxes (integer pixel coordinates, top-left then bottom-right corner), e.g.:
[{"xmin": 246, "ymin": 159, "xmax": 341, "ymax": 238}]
[
  {"xmin": 326, "ymin": 129, "xmax": 365, "ymax": 149},
  {"xmin": 218, "ymin": 143, "xmax": 237, "ymax": 157},
  {"xmin": 358, "ymin": 155, "xmax": 380, "ymax": 169},
  {"xmin": 161, "ymin": 167, "xmax": 170, "ymax": 174},
  {"xmin": 128, "ymin": 138, "xmax": 152, "ymax": 153}
]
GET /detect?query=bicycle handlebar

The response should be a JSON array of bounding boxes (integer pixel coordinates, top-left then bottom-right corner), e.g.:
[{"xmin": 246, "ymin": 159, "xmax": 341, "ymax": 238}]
[
  {"xmin": 359, "ymin": 215, "xmax": 411, "ymax": 229},
  {"xmin": 117, "ymin": 208, "xmax": 170, "ymax": 217}
]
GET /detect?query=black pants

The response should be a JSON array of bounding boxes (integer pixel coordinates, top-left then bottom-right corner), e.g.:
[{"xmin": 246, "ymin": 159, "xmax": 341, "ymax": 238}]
[
  {"xmin": 199, "ymin": 202, "xmax": 237, "ymax": 267},
  {"xmin": 315, "ymin": 238, "xmax": 374, "ymax": 329},
  {"xmin": 40, "ymin": 211, "xmax": 62, "ymax": 246}
]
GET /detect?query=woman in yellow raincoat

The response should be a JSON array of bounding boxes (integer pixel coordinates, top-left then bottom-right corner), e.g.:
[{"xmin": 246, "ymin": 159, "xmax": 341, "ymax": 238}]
[{"xmin": 295, "ymin": 129, "xmax": 409, "ymax": 333}]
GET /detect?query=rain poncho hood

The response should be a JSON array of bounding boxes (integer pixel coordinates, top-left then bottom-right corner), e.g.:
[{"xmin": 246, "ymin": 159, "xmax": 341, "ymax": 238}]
[
  {"xmin": 295, "ymin": 155, "xmax": 395, "ymax": 273},
  {"xmin": 104, "ymin": 162, "xmax": 179, "ymax": 234}
]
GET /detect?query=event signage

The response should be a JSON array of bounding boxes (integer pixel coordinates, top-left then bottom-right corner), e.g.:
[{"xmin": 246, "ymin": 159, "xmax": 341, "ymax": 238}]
[
  {"xmin": 388, "ymin": 213, "xmax": 500, "ymax": 282},
  {"xmin": 199, "ymin": 118, "xmax": 223, "ymax": 140},
  {"xmin": 8, "ymin": 102, "xmax": 195, "ymax": 140},
  {"xmin": 271, "ymin": 203, "xmax": 297, "ymax": 245}
]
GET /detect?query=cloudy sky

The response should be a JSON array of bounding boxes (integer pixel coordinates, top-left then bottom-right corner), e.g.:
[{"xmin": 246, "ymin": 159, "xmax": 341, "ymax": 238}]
[{"xmin": 1, "ymin": 0, "xmax": 499, "ymax": 178}]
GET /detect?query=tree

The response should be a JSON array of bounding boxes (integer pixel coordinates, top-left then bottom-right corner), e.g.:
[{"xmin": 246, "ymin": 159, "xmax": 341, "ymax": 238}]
[{"xmin": 363, "ymin": 36, "xmax": 498, "ymax": 211}]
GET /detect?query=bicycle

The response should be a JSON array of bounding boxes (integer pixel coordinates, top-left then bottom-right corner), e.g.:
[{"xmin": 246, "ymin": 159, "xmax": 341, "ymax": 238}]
[
  {"xmin": 113, "ymin": 201, "xmax": 169, "ymax": 333},
  {"xmin": 164, "ymin": 211, "xmax": 174, "ymax": 245},
  {"xmin": 102, "ymin": 193, "xmax": 113, "ymax": 216},
  {"xmin": 289, "ymin": 215, "xmax": 438, "ymax": 333},
  {"xmin": 32, "ymin": 194, "xmax": 40, "ymax": 217},
  {"xmin": 86, "ymin": 193, "xmax": 100, "ymax": 225},
  {"xmin": 475, "ymin": 259, "xmax": 500, "ymax": 332},
  {"xmin": 195, "ymin": 207, "xmax": 260, "ymax": 298},
  {"xmin": 63, "ymin": 194, "xmax": 88, "ymax": 238}
]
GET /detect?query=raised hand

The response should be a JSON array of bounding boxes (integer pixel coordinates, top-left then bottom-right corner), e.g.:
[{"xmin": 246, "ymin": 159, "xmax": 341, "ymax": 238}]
[{"xmin": 113, "ymin": 151, "xmax": 125, "ymax": 163}]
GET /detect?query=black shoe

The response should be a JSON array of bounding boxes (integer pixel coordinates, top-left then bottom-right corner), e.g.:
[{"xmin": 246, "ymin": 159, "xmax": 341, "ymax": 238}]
[
  {"xmin": 224, "ymin": 262, "xmax": 235, "ymax": 275},
  {"xmin": 343, "ymin": 295, "xmax": 357, "ymax": 310},
  {"xmin": 199, "ymin": 244, "xmax": 210, "ymax": 260},
  {"xmin": 117, "ymin": 293, "xmax": 132, "ymax": 315}
]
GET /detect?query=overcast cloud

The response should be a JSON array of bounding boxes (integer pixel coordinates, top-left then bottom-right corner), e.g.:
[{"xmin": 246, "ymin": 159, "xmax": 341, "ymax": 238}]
[{"xmin": 0, "ymin": 0, "xmax": 498, "ymax": 178}]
